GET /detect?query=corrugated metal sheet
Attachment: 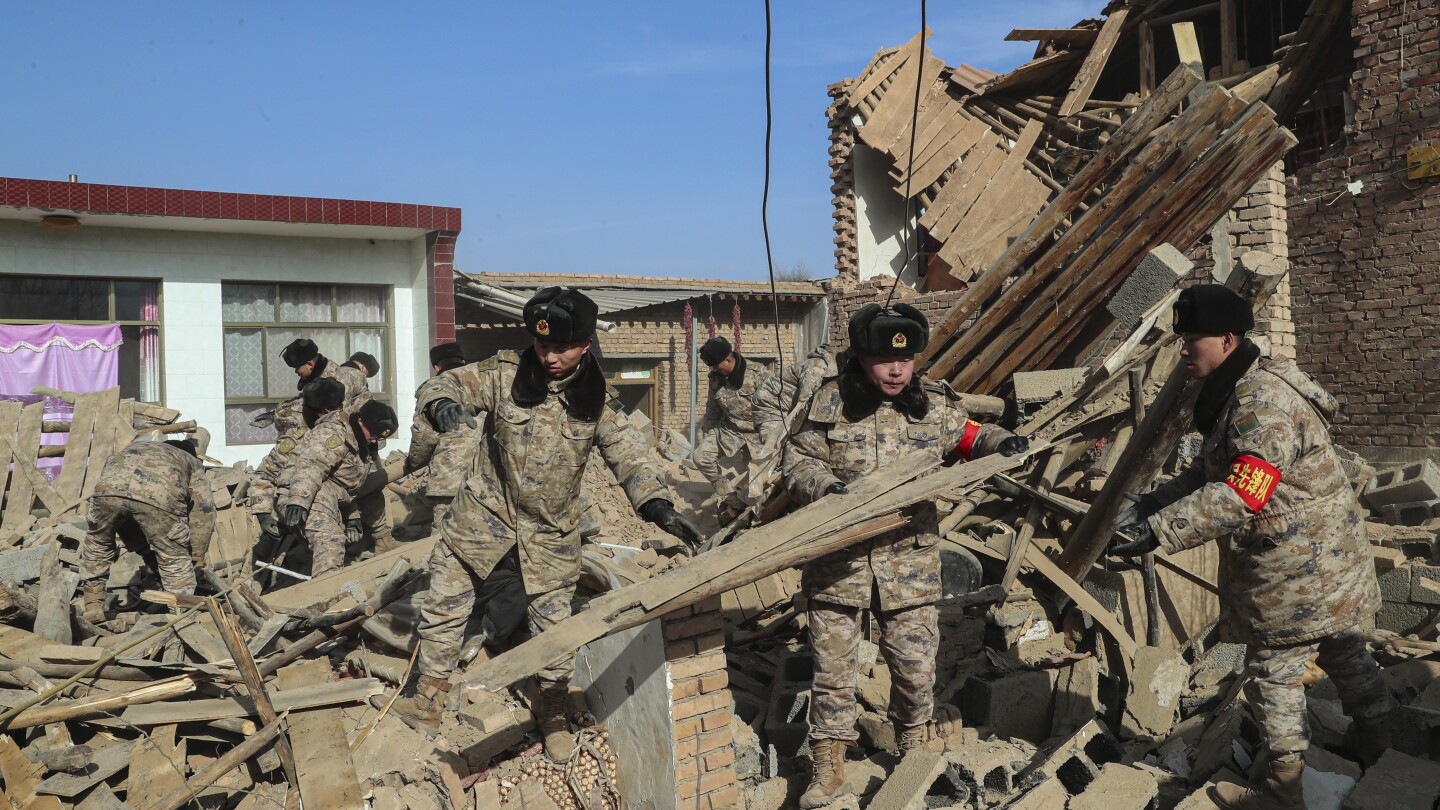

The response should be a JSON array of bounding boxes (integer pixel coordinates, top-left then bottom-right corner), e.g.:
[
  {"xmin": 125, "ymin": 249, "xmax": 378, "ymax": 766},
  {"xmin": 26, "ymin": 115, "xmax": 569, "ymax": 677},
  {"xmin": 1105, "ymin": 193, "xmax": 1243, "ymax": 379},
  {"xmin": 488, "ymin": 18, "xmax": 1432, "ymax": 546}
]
[{"xmin": 461, "ymin": 286, "xmax": 707, "ymax": 317}]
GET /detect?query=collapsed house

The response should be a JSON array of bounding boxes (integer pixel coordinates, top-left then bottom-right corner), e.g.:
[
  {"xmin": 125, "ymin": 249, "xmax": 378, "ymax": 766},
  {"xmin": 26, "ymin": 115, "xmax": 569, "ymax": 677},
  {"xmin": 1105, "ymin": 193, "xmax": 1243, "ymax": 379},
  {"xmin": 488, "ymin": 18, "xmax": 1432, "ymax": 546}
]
[{"xmin": 1, "ymin": 0, "xmax": 1438, "ymax": 809}]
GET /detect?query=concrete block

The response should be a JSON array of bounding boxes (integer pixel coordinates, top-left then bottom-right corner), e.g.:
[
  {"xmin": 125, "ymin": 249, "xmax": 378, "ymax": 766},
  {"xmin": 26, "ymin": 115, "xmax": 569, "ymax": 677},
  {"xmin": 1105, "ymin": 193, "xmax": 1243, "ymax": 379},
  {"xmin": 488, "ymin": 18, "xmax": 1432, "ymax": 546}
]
[
  {"xmin": 858, "ymin": 711, "xmax": 896, "ymax": 754},
  {"xmin": 1409, "ymin": 563, "xmax": 1440, "ymax": 605},
  {"xmin": 1007, "ymin": 777, "xmax": 1068, "ymax": 809},
  {"xmin": 1068, "ymin": 763, "xmax": 1159, "ymax": 810},
  {"xmin": 1307, "ymin": 697, "xmax": 1352, "ymax": 751},
  {"xmin": 1387, "ymin": 705, "xmax": 1440, "ymax": 758},
  {"xmin": 1052, "ymin": 656, "xmax": 1102, "ymax": 737},
  {"xmin": 1107, "ymin": 243, "xmax": 1192, "ymax": 330},
  {"xmin": 1364, "ymin": 459, "xmax": 1440, "ymax": 509},
  {"xmin": 0, "ymin": 546, "xmax": 48, "ymax": 585},
  {"xmin": 867, "ymin": 750, "xmax": 947, "ymax": 810},
  {"xmin": 1012, "ymin": 368, "xmax": 1087, "ymax": 405},
  {"xmin": 1343, "ymin": 749, "xmax": 1440, "ymax": 810},
  {"xmin": 1306, "ymin": 746, "xmax": 1362, "ymax": 782},
  {"xmin": 845, "ymin": 753, "xmax": 890, "ymax": 797},
  {"xmin": 1381, "ymin": 659, "xmax": 1440, "ymax": 703},
  {"xmin": 961, "ymin": 670, "xmax": 1056, "ymax": 744},
  {"xmin": 944, "ymin": 738, "xmax": 1034, "ymax": 807},
  {"xmin": 1121, "ymin": 646, "xmax": 1187, "ymax": 740},
  {"xmin": 1303, "ymin": 766, "xmax": 1357, "ymax": 810},
  {"xmin": 1378, "ymin": 499, "xmax": 1440, "ymax": 527}
]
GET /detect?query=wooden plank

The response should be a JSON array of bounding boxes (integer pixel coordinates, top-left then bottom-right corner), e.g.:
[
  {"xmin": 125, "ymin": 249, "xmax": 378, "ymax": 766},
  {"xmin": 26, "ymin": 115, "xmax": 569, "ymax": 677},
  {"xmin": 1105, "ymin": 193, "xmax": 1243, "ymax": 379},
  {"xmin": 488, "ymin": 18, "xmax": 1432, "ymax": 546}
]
[
  {"xmin": 460, "ymin": 445, "xmax": 1042, "ymax": 693},
  {"xmin": 1006, "ymin": 27, "xmax": 1100, "ymax": 45},
  {"xmin": 119, "ymin": 678, "xmax": 384, "ymax": 725},
  {"xmin": 870, "ymin": 56, "xmax": 947, "ymax": 152},
  {"xmin": 1059, "ymin": 8, "xmax": 1131, "ymax": 117},
  {"xmin": 207, "ymin": 599, "xmax": 300, "ymax": 790},
  {"xmin": 277, "ymin": 660, "xmax": 364, "ymax": 810},
  {"xmin": 847, "ymin": 29, "xmax": 926, "ymax": 109},
  {"xmin": 3, "ymin": 436, "xmax": 64, "ymax": 517},
  {"xmin": 33, "ymin": 544, "xmax": 77, "ymax": 644},
  {"xmin": 934, "ymin": 119, "xmax": 1046, "ymax": 273},
  {"xmin": 53, "ymin": 391, "xmax": 101, "ymax": 505},
  {"xmin": 0, "ymin": 734, "xmax": 62, "ymax": 810},
  {"xmin": 1219, "ymin": 0, "xmax": 1237, "ymax": 76},
  {"xmin": 888, "ymin": 90, "xmax": 957, "ymax": 167},
  {"xmin": 126, "ymin": 724, "xmax": 187, "ymax": 808},
  {"xmin": 0, "ymin": 402, "xmax": 19, "ymax": 527},
  {"xmin": 78, "ymin": 388, "xmax": 120, "ymax": 502},
  {"xmin": 1172, "ymin": 21, "xmax": 1204, "ymax": 74},
  {"xmin": 175, "ymin": 619, "xmax": 230, "ymax": 665},
  {"xmin": 1139, "ymin": 23, "xmax": 1156, "ymax": 97},
  {"xmin": 1001, "ymin": 446, "xmax": 1067, "ymax": 590},
  {"xmin": 903, "ymin": 115, "xmax": 992, "ymax": 193},
  {"xmin": 1265, "ymin": 0, "xmax": 1350, "ymax": 122},
  {"xmin": 34, "ymin": 740, "xmax": 134, "ymax": 799},
  {"xmin": 3, "ymin": 404, "xmax": 44, "ymax": 532},
  {"xmin": 918, "ymin": 139, "xmax": 1004, "ymax": 239}
]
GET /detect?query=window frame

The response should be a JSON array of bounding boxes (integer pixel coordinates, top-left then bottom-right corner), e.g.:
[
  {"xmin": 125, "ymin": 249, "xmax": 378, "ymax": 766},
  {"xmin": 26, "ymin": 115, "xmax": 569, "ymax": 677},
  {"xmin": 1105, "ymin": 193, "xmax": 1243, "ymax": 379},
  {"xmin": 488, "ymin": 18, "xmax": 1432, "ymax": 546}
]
[
  {"xmin": 221, "ymin": 281, "xmax": 395, "ymax": 446},
  {"xmin": 0, "ymin": 273, "xmax": 165, "ymax": 403}
]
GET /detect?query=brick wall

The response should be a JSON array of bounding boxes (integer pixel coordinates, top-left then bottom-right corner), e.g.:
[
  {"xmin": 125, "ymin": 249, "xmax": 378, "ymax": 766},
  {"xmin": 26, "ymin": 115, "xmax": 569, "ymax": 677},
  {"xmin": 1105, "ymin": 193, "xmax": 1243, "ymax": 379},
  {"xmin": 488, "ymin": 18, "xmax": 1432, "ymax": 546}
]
[
  {"xmin": 828, "ymin": 83, "xmax": 860, "ymax": 281},
  {"xmin": 1289, "ymin": 0, "xmax": 1440, "ymax": 449},
  {"xmin": 664, "ymin": 596, "xmax": 739, "ymax": 810},
  {"xmin": 427, "ymin": 231, "xmax": 459, "ymax": 344},
  {"xmin": 458, "ymin": 299, "xmax": 810, "ymax": 434},
  {"xmin": 828, "ymin": 278, "xmax": 966, "ymax": 357}
]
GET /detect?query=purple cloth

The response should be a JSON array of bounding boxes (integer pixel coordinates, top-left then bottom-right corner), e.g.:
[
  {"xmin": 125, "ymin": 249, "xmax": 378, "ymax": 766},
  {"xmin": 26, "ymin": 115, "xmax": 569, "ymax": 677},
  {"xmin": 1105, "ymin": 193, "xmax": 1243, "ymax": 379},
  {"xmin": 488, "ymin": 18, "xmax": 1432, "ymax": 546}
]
[
  {"xmin": 0, "ymin": 324, "xmax": 122, "ymax": 481},
  {"xmin": 0, "ymin": 323, "xmax": 122, "ymax": 397}
]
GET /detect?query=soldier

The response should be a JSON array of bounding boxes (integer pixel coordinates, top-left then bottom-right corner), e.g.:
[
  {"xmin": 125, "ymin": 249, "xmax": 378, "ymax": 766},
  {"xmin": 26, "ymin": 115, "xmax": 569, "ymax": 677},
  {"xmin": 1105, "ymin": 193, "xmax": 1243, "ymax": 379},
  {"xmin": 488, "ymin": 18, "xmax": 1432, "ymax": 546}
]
[
  {"xmin": 272, "ymin": 338, "xmax": 371, "ymax": 437},
  {"xmin": 278, "ymin": 399, "xmax": 399, "ymax": 576},
  {"xmin": 1110, "ymin": 285, "xmax": 1394, "ymax": 810},
  {"xmin": 751, "ymin": 343, "xmax": 847, "ymax": 450},
  {"xmin": 80, "ymin": 430, "xmax": 217, "ymax": 624},
  {"xmin": 429, "ymin": 341, "xmax": 468, "ymax": 375},
  {"xmin": 694, "ymin": 336, "xmax": 763, "ymax": 522},
  {"xmin": 389, "ymin": 287, "xmax": 702, "ymax": 760},
  {"xmin": 783, "ymin": 304, "xmax": 1028, "ymax": 807},
  {"xmin": 342, "ymin": 351, "xmax": 381, "ymax": 381},
  {"xmin": 247, "ymin": 378, "xmax": 345, "ymax": 542}
]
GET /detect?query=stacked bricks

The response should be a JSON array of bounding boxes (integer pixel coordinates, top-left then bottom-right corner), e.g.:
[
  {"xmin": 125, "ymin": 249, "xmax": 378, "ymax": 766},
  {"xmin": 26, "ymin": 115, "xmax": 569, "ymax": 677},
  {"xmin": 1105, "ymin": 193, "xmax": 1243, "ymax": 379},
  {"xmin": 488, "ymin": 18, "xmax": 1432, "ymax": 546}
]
[
  {"xmin": 828, "ymin": 81, "xmax": 860, "ymax": 280},
  {"xmin": 1288, "ymin": 0, "xmax": 1440, "ymax": 449},
  {"xmin": 1365, "ymin": 459, "xmax": 1440, "ymax": 525},
  {"xmin": 827, "ymin": 278, "xmax": 967, "ymax": 349},
  {"xmin": 428, "ymin": 230, "xmax": 460, "ymax": 345},
  {"xmin": 664, "ymin": 595, "xmax": 739, "ymax": 810}
]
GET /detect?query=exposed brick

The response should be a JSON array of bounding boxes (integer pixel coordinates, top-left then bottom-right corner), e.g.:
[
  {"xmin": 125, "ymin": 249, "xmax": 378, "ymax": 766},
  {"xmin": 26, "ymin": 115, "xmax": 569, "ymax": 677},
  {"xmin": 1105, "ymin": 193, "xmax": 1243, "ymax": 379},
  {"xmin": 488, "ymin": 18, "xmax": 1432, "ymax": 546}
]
[
  {"xmin": 698, "ymin": 726, "xmax": 733, "ymax": 754},
  {"xmin": 702, "ymin": 785, "xmax": 741, "ymax": 810},
  {"xmin": 670, "ymin": 650, "xmax": 727, "ymax": 680},
  {"xmin": 663, "ymin": 612, "xmax": 726, "ymax": 641},
  {"xmin": 702, "ymin": 747, "xmax": 736, "ymax": 771},
  {"xmin": 674, "ymin": 716, "xmax": 703, "ymax": 741},
  {"xmin": 700, "ymin": 709, "xmax": 733, "ymax": 732},
  {"xmin": 672, "ymin": 677, "xmax": 700, "ymax": 701},
  {"xmin": 673, "ymin": 692, "xmax": 728, "ymax": 721},
  {"xmin": 699, "ymin": 671, "xmax": 729, "ymax": 694},
  {"xmin": 665, "ymin": 639, "xmax": 697, "ymax": 661},
  {"xmin": 693, "ymin": 631, "xmax": 725, "ymax": 654}
]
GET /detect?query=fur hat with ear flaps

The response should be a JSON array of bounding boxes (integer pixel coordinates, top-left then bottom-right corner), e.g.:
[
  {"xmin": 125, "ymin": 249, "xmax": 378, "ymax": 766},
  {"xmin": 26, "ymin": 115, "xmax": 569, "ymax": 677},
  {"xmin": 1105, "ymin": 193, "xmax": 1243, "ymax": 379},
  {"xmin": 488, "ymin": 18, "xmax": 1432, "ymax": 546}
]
[{"xmin": 848, "ymin": 303, "xmax": 929, "ymax": 357}]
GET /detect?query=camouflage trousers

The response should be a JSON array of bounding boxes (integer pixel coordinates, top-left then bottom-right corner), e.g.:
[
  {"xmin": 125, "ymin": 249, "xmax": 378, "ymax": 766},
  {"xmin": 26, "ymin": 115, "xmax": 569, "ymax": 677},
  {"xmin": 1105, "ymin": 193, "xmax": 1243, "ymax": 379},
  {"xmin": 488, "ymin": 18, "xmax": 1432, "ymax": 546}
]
[
  {"xmin": 417, "ymin": 541, "xmax": 567, "ymax": 685},
  {"xmin": 80, "ymin": 496, "xmax": 195, "ymax": 596},
  {"xmin": 1244, "ymin": 620, "xmax": 1396, "ymax": 757},
  {"xmin": 808, "ymin": 598, "xmax": 938, "ymax": 742},
  {"xmin": 303, "ymin": 481, "xmax": 391, "ymax": 577}
]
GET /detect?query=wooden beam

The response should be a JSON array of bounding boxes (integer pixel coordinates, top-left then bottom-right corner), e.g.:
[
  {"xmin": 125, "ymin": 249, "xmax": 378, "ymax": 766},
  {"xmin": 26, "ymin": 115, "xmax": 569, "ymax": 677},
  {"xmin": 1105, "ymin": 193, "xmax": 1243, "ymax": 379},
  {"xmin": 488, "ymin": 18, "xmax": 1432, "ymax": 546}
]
[
  {"xmin": 149, "ymin": 715, "xmax": 286, "ymax": 810},
  {"xmin": 119, "ymin": 678, "xmax": 384, "ymax": 726},
  {"xmin": 277, "ymin": 660, "xmax": 365, "ymax": 810},
  {"xmin": 460, "ymin": 445, "xmax": 1043, "ymax": 692},
  {"xmin": 207, "ymin": 599, "xmax": 300, "ymax": 790},
  {"xmin": 1057, "ymin": 253, "xmax": 1289, "ymax": 580},
  {"xmin": 1172, "ymin": 22, "xmax": 1205, "ymax": 75},
  {"xmin": 1006, "ymin": 28, "xmax": 1100, "ymax": 46},
  {"xmin": 1001, "ymin": 445, "xmax": 1068, "ymax": 590},
  {"xmin": 1059, "ymin": 8, "xmax": 1131, "ymax": 117},
  {"xmin": 1265, "ymin": 0, "xmax": 1350, "ymax": 123},
  {"xmin": 1219, "ymin": 0, "xmax": 1237, "ymax": 76}
]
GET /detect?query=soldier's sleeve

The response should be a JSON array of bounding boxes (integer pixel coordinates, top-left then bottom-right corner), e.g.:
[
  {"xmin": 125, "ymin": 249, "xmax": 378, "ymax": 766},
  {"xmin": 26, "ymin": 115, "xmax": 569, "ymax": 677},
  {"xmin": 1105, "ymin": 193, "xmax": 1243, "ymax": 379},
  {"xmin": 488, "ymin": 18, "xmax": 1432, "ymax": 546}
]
[
  {"xmin": 1147, "ymin": 460, "xmax": 1207, "ymax": 509},
  {"xmin": 415, "ymin": 359, "xmax": 500, "ymax": 429},
  {"xmin": 595, "ymin": 402, "xmax": 669, "ymax": 511},
  {"xmin": 187, "ymin": 462, "xmax": 217, "ymax": 565},
  {"xmin": 941, "ymin": 397, "xmax": 1013, "ymax": 461},
  {"xmin": 751, "ymin": 372, "xmax": 785, "ymax": 448},
  {"xmin": 782, "ymin": 417, "xmax": 841, "ymax": 505},
  {"xmin": 1152, "ymin": 399, "xmax": 1298, "ymax": 554},
  {"xmin": 699, "ymin": 380, "xmax": 723, "ymax": 432},
  {"xmin": 279, "ymin": 427, "xmax": 346, "ymax": 511},
  {"xmin": 405, "ymin": 416, "xmax": 440, "ymax": 475}
]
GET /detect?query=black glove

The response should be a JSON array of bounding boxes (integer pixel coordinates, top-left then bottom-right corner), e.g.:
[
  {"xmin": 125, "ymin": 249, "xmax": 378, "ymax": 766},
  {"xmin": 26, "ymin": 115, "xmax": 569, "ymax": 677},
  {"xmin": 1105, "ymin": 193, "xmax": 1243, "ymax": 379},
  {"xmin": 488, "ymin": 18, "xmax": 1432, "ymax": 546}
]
[
  {"xmin": 1110, "ymin": 520, "xmax": 1159, "ymax": 558},
  {"xmin": 825, "ymin": 482, "xmax": 848, "ymax": 496},
  {"xmin": 282, "ymin": 505, "xmax": 309, "ymax": 531},
  {"xmin": 431, "ymin": 399, "xmax": 475, "ymax": 433},
  {"xmin": 640, "ymin": 499, "xmax": 704, "ymax": 552},
  {"xmin": 257, "ymin": 512, "xmax": 279, "ymax": 537},
  {"xmin": 997, "ymin": 435, "xmax": 1030, "ymax": 457}
]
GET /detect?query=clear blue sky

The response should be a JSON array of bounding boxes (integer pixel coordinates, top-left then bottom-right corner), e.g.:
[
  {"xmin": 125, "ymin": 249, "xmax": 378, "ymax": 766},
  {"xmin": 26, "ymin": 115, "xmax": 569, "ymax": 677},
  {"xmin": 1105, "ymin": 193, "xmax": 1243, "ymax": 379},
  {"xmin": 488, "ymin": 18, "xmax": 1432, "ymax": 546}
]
[{"xmin": 3, "ymin": 1, "xmax": 1095, "ymax": 281}]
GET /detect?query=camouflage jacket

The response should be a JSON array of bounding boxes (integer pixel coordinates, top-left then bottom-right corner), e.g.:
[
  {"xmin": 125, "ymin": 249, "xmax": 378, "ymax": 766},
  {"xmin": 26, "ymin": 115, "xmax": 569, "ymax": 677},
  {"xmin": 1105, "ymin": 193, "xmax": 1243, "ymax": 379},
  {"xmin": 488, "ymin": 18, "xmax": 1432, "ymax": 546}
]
[
  {"xmin": 406, "ymin": 374, "xmax": 478, "ymax": 500},
  {"xmin": 92, "ymin": 441, "xmax": 216, "ymax": 561},
  {"xmin": 1148, "ymin": 356, "xmax": 1380, "ymax": 646},
  {"xmin": 247, "ymin": 421, "xmax": 310, "ymax": 514},
  {"xmin": 274, "ymin": 358, "xmax": 371, "ymax": 437},
  {"xmin": 783, "ymin": 377, "xmax": 1012, "ymax": 610},
  {"xmin": 752, "ymin": 345, "xmax": 843, "ymax": 450},
  {"xmin": 278, "ymin": 410, "xmax": 375, "ymax": 511},
  {"xmin": 416, "ymin": 349, "xmax": 669, "ymax": 594},
  {"xmin": 701, "ymin": 354, "xmax": 762, "ymax": 458}
]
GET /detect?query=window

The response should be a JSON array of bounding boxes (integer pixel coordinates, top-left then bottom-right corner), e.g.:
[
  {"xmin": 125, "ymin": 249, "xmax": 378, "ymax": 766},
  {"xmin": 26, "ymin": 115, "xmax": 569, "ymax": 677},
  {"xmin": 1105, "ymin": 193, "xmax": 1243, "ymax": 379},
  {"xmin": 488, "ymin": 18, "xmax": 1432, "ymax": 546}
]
[
  {"xmin": 605, "ymin": 360, "xmax": 656, "ymax": 421},
  {"xmin": 222, "ymin": 282, "xmax": 391, "ymax": 444},
  {"xmin": 0, "ymin": 275, "xmax": 162, "ymax": 402}
]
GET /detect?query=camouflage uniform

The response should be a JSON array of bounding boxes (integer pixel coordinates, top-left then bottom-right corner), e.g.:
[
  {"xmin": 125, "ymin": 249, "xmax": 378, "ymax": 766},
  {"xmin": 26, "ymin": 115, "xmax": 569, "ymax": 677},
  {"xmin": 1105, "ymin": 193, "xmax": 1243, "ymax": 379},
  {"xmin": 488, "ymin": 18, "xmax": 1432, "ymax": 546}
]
[
  {"xmin": 1147, "ymin": 356, "xmax": 1394, "ymax": 757},
  {"xmin": 80, "ymin": 441, "xmax": 216, "ymax": 595},
  {"xmin": 695, "ymin": 354, "xmax": 763, "ymax": 495},
  {"xmin": 783, "ymin": 377, "xmax": 1012, "ymax": 741},
  {"xmin": 407, "ymin": 373, "xmax": 479, "ymax": 521},
  {"xmin": 278, "ymin": 410, "xmax": 391, "ymax": 576},
  {"xmin": 274, "ymin": 358, "xmax": 370, "ymax": 437},
  {"xmin": 752, "ymin": 345, "xmax": 842, "ymax": 450},
  {"xmin": 247, "ymin": 422, "xmax": 308, "ymax": 521},
  {"xmin": 413, "ymin": 350, "xmax": 668, "ymax": 685}
]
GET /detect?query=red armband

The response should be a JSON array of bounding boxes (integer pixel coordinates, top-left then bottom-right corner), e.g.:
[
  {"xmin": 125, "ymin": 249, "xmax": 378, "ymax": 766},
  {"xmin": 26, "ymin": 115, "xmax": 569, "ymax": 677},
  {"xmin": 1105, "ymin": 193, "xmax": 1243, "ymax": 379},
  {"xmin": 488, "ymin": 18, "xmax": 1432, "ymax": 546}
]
[
  {"xmin": 1225, "ymin": 454, "xmax": 1281, "ymax": 512},
  {"xmin": 954, "ymin": 420, "xmax": 982, "ymax": 462}
]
